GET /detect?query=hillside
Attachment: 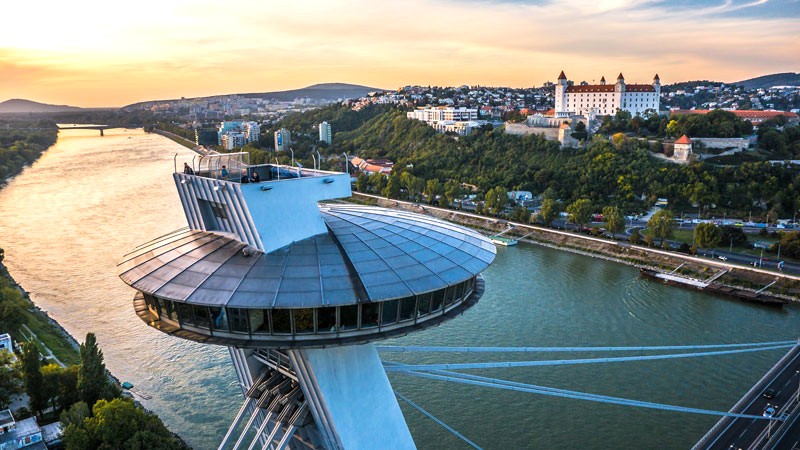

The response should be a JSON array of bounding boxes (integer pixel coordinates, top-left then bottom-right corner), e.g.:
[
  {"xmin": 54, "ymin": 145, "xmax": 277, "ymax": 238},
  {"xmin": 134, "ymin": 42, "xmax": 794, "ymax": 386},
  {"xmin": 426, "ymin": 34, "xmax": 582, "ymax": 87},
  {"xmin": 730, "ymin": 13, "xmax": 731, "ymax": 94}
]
[
  {"xmin": 736, "ymin": 72, "xmax": 800, "ymax": 89},
  {"xmin": 122, "ymin": 83, "xmax": 385, "ymax": 111},
  {"xmin": 0, "ymin": 98, "xmax": 83, "ymax": 113}
]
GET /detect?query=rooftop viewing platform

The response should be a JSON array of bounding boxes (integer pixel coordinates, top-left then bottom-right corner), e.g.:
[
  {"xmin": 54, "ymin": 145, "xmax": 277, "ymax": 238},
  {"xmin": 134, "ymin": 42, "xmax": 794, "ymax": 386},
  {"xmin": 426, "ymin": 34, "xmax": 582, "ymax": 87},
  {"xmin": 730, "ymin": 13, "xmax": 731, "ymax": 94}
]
[{"xmin": 178, "ymin": 151, "xmax": 344, "ymax": 185}]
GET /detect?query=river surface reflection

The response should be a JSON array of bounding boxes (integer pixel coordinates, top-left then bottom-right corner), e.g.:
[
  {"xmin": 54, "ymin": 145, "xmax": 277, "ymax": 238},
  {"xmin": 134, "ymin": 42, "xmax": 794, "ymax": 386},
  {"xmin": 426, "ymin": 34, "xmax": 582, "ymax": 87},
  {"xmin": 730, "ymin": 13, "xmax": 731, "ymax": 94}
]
[{"xmin": 0, "ymin": 128, "xmax": 798, "ymax": 449}]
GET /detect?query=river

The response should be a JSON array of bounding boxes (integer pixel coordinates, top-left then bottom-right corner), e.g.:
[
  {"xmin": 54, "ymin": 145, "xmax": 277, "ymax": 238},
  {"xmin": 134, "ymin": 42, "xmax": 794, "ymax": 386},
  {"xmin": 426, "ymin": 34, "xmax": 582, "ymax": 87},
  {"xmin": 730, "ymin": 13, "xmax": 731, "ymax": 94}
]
[{"xmin": 0, "ymin": 128, "xmax": 798, "ymax": 449}]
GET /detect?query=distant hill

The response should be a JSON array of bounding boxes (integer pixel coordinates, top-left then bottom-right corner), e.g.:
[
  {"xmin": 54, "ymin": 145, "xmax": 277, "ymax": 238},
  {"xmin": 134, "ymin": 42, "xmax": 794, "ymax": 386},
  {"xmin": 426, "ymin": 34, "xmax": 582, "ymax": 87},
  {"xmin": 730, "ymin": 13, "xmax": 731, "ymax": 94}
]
[
  {"xmin": 121, "ymin": 83, "xmax": 385, "ymax": 111},
  {"xmin": 0, "ymin": 98, "xmax": 83, "ymax": 113},
  {"xmin": 736, "ymin": 73, "xmax": 800, "ymax": 89},
  {"xmin": 244, "ymin": 82, "xmax": 385, "ymax": 101}
]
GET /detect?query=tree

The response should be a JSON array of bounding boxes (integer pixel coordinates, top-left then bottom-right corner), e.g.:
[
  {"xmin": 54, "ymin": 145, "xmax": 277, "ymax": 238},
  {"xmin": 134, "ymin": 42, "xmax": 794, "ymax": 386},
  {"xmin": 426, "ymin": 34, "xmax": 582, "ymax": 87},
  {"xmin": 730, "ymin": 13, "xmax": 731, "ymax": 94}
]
[
  {"xmin": 21, "ymin": 343, "xmax": 46, "ymax": 416},
  {"xmin": 510, "ymin": 206, "xmax": 531, "ymax": 223},
  {"xmin": 484, "ymin": 186, "xmax": 508, "ymax": 216},
  {"xmin": 383, "ymin": 174, "xmax": 401, "ymax": 199},
  {"xmin": 629, "ymin": 228, "xmax": 642, "ymax": 245},
  {"xmin": 443, "ymin": 180, "xmax": 460, "ymax": 207},
  {"xmin": 571, "ymin": 121, "xmax": 588, "ymax": 141},
  {"xmin": 538, "ymin": 198, "xmax": 559, "ymax": 227},
  {"xmin": 0, "ymin": 352, "xmax": 20, "ymax": 409},
  {"xmin": 602, "ymin": 206, "xmax": 624, "ymax": 234},
  {"xmin": 566, "ymin": 198, "xmax": 593, "ymax": 228},
  {"xmin": 355, "ymin": 173, "xmax": 368, "ymax": 193},
  {"xmin": 424, "ymin": 179, "xmax": 442, "ymax": 205},
  {"xmin": 77, "ymin": 333, "xmax": 111, "ymax": 409},
  {"xmin": 694, "ymin": 222, "xmax": 722, "ymax": 249},
  {"xmin": 0, "ymin": 302, "xmax": 25, "ymax": 336},
  {"xmin": 647, "ymin": 209, "xmax": 675, "ymax": 246},
  {"xmin": 63, "ymin": 398, "xmax": 188, "ymax": 450}
]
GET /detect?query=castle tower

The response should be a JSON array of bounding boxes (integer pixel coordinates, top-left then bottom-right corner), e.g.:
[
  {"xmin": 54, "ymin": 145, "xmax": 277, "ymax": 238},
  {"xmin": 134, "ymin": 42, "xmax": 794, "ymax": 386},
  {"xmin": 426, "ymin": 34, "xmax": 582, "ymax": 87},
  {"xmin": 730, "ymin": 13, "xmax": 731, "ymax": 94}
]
[
  {"xmin": 118, "ymin": 153, "xmax": 496, "ymax": 449},
  {"xmin": 653, "ymin": 73, "xmax": 661, "ymax": 96},
  {"xmin": 600, "ymin": 76, "xmax": 606, "ymax": 86},
  {"xmin": 555, "ymin": 70, "xmax": 570, "ymax": 118},
  {"xmin": 615, "ymin": 73, "xmax": 625, "ymax": 92}
]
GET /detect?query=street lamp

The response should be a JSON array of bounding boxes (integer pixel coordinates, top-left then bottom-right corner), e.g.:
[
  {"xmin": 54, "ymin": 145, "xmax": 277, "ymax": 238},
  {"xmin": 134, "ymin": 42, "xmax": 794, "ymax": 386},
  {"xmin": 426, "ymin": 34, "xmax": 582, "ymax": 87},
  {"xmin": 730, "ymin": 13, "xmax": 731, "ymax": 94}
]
[
  {"xmin": 289, "ymin": 148, "xmax": 294, "ymax": 167},
  {"xmin": 342, "ymin": 152, "xmax": 349, "ymax": 176},
  {"xmin": 729, "ymin": 235, "xmax": 733, "ymax": 253}
]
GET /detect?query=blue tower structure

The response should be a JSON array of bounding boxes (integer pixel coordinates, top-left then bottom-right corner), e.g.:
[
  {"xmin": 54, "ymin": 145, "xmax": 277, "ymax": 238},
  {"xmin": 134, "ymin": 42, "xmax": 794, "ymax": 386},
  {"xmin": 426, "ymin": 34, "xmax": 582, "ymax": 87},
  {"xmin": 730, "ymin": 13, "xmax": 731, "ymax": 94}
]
[{"xmin": 118, "ymin": 152, "xmax": 495, "ymax": 449}]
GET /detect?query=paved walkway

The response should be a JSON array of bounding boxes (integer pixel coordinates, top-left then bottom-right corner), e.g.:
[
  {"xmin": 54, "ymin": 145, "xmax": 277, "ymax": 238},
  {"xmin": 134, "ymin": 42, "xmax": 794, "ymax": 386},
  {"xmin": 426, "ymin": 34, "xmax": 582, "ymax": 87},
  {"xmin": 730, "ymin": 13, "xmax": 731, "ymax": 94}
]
[{"xmin": 19, "ymin": 324, "xmax": 65, "ymax": 367}]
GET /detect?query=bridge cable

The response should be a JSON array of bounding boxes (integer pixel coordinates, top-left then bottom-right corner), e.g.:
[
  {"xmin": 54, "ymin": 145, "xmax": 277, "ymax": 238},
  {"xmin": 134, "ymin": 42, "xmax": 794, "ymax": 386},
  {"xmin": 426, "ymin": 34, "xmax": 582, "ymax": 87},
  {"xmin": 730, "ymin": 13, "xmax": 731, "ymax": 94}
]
[
  {"xmin": 395, "ymin": 366, "xmax": 778, "ymax": 421},
  {"xmin": 394, "ymin": 391, "xmax": 483, "ymax": 450},
  {"xmin": 377, "ymin": 340, "xmax": 799, "ymax": 353},
  {"xmin": 383, "ymin": 344, "xmax": 795, "ymax": 372}
]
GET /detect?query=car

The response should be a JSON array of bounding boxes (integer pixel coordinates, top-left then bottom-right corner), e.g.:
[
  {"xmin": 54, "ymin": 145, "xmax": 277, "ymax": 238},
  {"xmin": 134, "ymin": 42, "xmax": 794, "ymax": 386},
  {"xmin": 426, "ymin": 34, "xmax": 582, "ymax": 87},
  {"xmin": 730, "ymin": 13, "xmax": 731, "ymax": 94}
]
[
  {"xmin": 763, "ymin": 405, "xmax": 777, "ymax": 418},
  {"xmin": 762, "ymin": 389, "xmax": 777, "ymax": 399},
  {"xmin": 718, "ymin": 255, "xmax": 728, "ymax": 261}
]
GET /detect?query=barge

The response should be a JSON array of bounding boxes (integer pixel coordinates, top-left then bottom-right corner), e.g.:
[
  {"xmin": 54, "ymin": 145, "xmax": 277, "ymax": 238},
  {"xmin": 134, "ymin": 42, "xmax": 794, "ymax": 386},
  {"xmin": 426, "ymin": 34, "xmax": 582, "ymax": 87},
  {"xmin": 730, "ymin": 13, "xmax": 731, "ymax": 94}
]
[{"xmin": 639, "ymin": 268, "xmax": 787, "ymax": 306}]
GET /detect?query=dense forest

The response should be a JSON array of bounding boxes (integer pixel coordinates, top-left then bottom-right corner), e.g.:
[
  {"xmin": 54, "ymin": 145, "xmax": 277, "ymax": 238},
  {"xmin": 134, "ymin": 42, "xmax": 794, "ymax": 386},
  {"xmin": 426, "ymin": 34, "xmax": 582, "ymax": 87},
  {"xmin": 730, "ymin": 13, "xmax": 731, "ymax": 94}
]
[{"xmin": 246, "ymin": 105, "xmax": 800, "ymax": 221}]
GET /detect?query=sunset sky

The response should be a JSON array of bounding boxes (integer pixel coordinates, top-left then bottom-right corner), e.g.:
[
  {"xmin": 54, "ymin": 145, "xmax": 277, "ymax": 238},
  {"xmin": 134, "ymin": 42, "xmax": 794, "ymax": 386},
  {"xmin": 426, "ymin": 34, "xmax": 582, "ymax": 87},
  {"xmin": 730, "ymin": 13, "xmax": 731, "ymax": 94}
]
[{"xmin": 2, "ymin": 0, "xmax": 798, "ymax": 107}]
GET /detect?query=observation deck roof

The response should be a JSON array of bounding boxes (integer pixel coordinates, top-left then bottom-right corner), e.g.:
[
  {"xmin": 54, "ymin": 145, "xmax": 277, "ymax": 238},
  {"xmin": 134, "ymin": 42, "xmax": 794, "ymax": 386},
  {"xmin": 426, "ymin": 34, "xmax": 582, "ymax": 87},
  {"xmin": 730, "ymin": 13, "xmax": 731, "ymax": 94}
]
[{"xmin": 118, "ymin": 204, "xmax": 495, "ymax": 308}]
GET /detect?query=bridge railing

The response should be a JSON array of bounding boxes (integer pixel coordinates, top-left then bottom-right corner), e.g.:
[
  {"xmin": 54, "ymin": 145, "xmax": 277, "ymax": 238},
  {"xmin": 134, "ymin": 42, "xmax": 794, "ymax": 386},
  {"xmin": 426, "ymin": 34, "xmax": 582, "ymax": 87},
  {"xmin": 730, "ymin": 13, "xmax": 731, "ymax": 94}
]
[{"xmin": 692, "ymin": 343, "xmax": 800, "ymax": 449}]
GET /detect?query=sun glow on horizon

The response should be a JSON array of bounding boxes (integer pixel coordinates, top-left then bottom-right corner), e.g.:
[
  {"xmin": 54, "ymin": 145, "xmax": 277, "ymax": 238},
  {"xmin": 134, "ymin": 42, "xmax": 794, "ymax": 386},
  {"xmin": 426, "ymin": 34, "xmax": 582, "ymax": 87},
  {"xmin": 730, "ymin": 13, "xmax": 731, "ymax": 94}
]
[{"xmin": 2, "ymin": 0, "xmax": 797, "ymax": 107}]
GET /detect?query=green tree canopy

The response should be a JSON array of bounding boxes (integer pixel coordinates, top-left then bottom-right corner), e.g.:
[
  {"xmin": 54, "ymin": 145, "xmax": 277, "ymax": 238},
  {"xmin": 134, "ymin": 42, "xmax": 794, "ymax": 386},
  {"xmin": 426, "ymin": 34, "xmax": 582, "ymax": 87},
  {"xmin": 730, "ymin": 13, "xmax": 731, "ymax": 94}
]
[
  {"xmin": 77, "ymin": 333, "xmax": 116, "ymax": 409},
  {"xmin": 694, "ymin": 222, "xmax": 722, "ymax": 248},
  {"xmin": 63, "ymin": 398, "xmax": 188, "ymax": 450},
  {"xmin": 566, "ymin": 198, "xmax": 593, "ymax": 228},
  {"xmin": 647, "ymin": 209, "xmax": 675, "ymax": 246},
  {"xmin": 21, "ymin": 343, "xmax": 46, "ymax": 416},
  {"xmin": 602, "ymin": 206, "xmax": 624, "ymax": 234},
  {"xmin": 538, "ymin": 199, "xmax": 559, "ymax": 226},
  {"xmin": 484, "ymin": 186, "xmax": 508, "ymax": 216}
]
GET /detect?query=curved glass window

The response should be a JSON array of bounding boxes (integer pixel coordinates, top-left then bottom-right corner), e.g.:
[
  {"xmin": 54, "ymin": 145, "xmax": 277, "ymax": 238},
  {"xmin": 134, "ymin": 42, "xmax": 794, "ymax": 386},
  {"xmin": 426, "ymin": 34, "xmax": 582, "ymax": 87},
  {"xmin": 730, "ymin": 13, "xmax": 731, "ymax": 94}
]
[
  {"xmin": 361, "ymin": 303, "xmax": 379, "ymax": 329},
  {"xmin": 399, "ymin": 296, "xmax": 416, "ymax": 322},
  {"xmin": 381, "ymin": 300, "xmax": 399, "ymax": 325},
  {"xmin": 431, "ymin": 289, "xmax": 445, "ymax": 312},
  {"xmin": 340, "ymin": 305, "xmax": 359, "ymax": 330},
  {"xmin": 193, "ymin": 305, "xmax": 211, "ymax": 329},
  {"xmin": 294, "ymin": 309, "xmax": 315, "ymax": 334},
  {"xmin": 210, "ymin": 307, "xmax": 229, "ymax": 332},
  {"xmin": 318, "ymin": 307, "xmax": 337, "ymax": 333},
  {"xmin": 272, "ymin": 309, "xmax": 291, "ymax": 334},
  {"xmin": 177, "ymin": 302, "xmax": 194, "ymax": 326},
  {"xmin": 417, "ymin": 293, "xmax": 432, "ymax": 317},
  {"xmin": 250, "ymin": 309, "xmax": 268, "ymax": 334},
  {"xmin": 228, "ymin": 308, "xmax": 249, "ymax": 333}
]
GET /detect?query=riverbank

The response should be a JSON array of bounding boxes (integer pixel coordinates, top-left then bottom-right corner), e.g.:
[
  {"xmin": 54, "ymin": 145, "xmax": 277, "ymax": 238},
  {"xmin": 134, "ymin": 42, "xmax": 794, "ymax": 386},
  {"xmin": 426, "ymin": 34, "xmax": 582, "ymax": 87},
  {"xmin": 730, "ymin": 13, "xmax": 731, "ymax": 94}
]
[{"xmin": 349, "ymin": 192, "xmax": 800, "ymax": 302}]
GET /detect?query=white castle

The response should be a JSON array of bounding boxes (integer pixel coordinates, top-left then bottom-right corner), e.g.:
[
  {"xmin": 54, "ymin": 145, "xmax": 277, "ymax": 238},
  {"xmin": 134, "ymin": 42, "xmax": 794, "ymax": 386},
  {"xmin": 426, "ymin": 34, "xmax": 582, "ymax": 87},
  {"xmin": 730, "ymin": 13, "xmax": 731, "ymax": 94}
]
[{"xmin": 554, "ymin": 71, "xmax": 660, "ymax": 118}]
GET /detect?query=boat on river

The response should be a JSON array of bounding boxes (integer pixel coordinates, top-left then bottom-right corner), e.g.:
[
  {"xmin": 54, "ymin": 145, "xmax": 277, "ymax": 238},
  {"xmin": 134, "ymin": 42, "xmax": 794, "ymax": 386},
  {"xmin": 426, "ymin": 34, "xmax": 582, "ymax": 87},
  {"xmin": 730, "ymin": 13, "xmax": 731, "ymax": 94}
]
[
  {"xmin": 639, "ymin": 268, "xmax": 788, "ymax": 306},
  {"xmin": 491, "ymin": 236, "xmax": 518, "ymax": 246}
]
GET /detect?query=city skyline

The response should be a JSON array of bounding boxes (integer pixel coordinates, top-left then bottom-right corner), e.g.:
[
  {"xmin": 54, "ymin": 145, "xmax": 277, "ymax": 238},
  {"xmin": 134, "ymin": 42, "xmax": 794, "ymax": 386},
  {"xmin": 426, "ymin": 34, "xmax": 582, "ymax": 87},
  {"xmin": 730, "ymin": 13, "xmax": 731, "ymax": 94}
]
[{"xmin": 2, "ymin": 0, "xmax": 798, "ymax": 107}]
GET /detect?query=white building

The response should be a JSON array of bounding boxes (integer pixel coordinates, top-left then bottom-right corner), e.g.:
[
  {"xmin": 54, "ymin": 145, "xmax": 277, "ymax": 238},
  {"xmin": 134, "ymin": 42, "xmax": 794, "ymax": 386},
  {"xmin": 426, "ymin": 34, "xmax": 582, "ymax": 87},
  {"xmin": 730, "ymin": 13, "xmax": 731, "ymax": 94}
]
[
  {"xmin": 406, "ymin": 107, "xmax": 481, "ymax": 135},
  {"xmin": 221, "ymin": 132, "xmax": 247, "ymax": 150},
  {"xmin": 217, "ymin": 121, "xmax": 243, "ymax": 145},
  {"xmin": 407, "ymin": 107, "xmax": 478, "ymax": 123},
  {"xmin": 673, "ymin": 135, "xmax": 693, "ymax": 161},
  {"xmin": 554, "ymin": 71, "xmax": 660, "ymax": 118},
  {"xmin": 319, "ymin": 121, "xmax": 332, "ymax": 145},
  {"xmin": 243, "ymin": 122, "xmax": 260, "ymax": 144},
  {"xmin": 274, "ymin": 128, "xmax": 291, "ymax": 151}
]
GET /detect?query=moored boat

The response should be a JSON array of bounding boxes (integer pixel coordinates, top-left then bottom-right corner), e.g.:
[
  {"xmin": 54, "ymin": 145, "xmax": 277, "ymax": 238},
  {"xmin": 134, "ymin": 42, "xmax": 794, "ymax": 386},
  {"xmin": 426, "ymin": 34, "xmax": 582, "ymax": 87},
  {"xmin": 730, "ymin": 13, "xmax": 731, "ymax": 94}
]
[{"xmin": 638, "ymin": 267, "xmax": 787, "ymax": 306}]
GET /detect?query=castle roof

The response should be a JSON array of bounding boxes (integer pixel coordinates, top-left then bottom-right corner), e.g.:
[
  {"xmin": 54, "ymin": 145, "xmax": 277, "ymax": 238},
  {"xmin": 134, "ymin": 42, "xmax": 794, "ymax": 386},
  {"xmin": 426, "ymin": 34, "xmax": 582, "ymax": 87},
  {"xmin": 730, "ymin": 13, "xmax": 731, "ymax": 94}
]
[
  {"xmin": 558, "ymin": 71, "xmax": 567, "ymax": 80},
  {"xmin": 564, "ymin": 84, "xmax": 655, "ymax": 93},
  {"xmin": 617, "ymin": 73, "xmax": 625, "ymax": 80},
  {"xmin": 654, "ymin": 74, "xmax": 660, "ymax": 81},
  {"xmin": 675, "ymin": 135, "xmax": 692, "ymax": 144}
]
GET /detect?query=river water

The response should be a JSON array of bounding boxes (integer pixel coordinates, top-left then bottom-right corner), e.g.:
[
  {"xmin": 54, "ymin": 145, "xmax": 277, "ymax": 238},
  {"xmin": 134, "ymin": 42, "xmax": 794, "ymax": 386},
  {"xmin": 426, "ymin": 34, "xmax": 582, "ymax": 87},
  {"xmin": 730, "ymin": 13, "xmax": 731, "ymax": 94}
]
[{"xmin": 0, "ymin": 128, "xmax": 799, "ymax": 449}]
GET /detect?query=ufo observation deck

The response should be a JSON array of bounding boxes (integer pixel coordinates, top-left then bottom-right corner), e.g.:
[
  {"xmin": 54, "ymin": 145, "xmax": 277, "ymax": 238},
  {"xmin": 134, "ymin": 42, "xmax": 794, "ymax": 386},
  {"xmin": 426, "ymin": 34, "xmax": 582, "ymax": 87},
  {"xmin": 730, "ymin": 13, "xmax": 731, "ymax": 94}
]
[{"xmin": 118, "ymin": 154, "xmax": 495, "ymax": 349}]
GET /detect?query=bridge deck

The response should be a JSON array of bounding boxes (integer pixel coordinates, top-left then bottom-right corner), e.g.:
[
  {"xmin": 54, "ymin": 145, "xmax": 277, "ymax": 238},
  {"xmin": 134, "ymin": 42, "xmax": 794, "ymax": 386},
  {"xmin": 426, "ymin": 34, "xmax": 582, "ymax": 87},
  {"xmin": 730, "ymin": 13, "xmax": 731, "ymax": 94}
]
[{"xmin": 693, "ymin": 343, "xmax": 800, "ymax": 449}]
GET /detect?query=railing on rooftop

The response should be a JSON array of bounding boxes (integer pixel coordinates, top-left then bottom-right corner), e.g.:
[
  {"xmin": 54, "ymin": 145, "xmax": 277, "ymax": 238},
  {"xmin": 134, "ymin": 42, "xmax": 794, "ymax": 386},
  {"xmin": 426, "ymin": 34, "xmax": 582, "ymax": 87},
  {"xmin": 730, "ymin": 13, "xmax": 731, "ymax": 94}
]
[{"xmin": 176, "ymin": 151, "xmax": 343, "ymax": 183}]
